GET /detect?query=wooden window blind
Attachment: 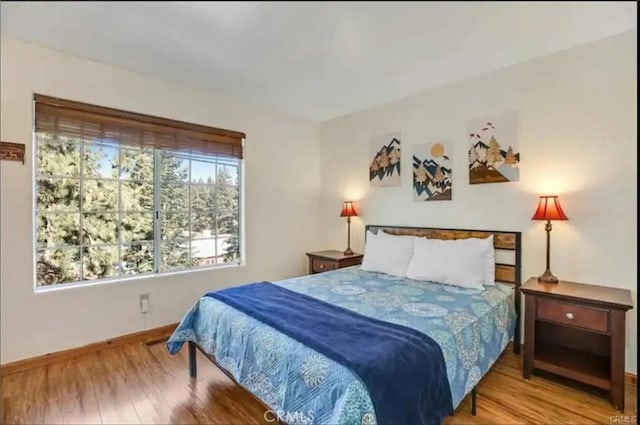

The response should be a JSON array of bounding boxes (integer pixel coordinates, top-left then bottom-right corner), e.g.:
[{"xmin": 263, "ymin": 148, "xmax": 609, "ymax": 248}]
[{"xmin": 34, "ymin": 94, "xmax": 245, "ymax": 159}]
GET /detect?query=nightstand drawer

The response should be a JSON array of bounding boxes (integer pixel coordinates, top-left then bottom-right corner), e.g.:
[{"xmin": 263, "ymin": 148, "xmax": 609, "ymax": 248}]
[
  {"xmin": 306, "ymin": 251, "xmax": 363, "ymax": 275},
  {"xmin": 311, "ymin": 259, "xmax": 337, "ymax": 273},
  {"xmin": 537, "ymin": 298, "xmax": 609, "ymax": 332}
]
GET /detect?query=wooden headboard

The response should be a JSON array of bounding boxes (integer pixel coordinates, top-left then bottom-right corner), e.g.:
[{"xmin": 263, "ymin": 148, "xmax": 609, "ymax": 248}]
[{"xmin": 365, "ymin": 224, "xmax": 522, "ymax": 353}]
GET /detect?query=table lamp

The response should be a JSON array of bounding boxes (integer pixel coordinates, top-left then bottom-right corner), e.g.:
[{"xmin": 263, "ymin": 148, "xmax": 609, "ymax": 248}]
[
  {"xmin": 532, "ymin": 195, "xmax": 568, "ymax": 283},
  {"xmin": 339, "ymin": 201, "xmax": 357, "ymax": 256}
]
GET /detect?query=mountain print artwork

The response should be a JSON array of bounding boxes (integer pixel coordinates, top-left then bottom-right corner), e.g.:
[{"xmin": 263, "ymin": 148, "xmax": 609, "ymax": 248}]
[
  {"xmin": 413, "ymin": 141, "xmax": 452, "ymax": 201},
  {"xmin": 468, "ymin": 111, "xmax": 519, "ymax": 184},
  {"xmin": 369, "ymin": 132, "xmax": 401, "ymax": 187}
]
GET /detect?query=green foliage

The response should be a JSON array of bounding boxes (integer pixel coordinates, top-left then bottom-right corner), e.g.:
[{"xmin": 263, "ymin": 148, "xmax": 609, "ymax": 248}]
[
  {"xmin": 36, "ymin": 134, "xmax": 240, "ymax": 286},
  {"xmin": 189, "ymin": 166, "xmax": 240, "ymax": 262},
  {"xmin": 159, "ymin": 152, "xmax": 191, "ymax": 270},
  {"xmin": 216, "ymin": 167, "xmax": 240, "ymax": 262}
]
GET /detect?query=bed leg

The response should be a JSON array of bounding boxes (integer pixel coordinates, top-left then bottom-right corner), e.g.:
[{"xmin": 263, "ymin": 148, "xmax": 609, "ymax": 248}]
[
  {"xmin": 471, "ymin": 387, "xmax": 477, "ymax": 416},
  {"xmin": 188, "ymin": 341, "xmax": 197, "ymax": 378},
  {"xmin": 513, "ymin": 313, "xmax": 521, "ymax": 354},
  {"xmin": 514, "ymin": 283, "xmax": 521, "ymax": 355}
]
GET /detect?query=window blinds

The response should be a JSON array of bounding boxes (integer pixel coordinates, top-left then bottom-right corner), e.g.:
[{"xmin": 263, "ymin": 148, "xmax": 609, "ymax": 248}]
[{"xmin": 34, "ymin": 94, "xmax": 245, "ymax": 159}]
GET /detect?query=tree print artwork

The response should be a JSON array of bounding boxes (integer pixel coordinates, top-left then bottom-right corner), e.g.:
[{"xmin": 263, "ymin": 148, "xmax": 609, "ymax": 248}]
[
  {"xmin": 468, "ymin": 111, "xmax": 519, "ymax": 184},
  {"xmin": 369, "ymin": 132, "xmax": 401, "ymax": 187},
  {"xmin": 413, "ymin": 141, "xmax": 452, "ymax": 201}
]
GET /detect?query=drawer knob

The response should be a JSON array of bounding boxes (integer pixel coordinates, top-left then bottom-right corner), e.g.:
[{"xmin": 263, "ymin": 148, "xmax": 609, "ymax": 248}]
[
  {"xmin": 319, "ymin": 264, "xmax": 325, "ymax": 269},
  {"xmin": 565, "ymin": 312, "xmax": 575, "ymax": 320}
]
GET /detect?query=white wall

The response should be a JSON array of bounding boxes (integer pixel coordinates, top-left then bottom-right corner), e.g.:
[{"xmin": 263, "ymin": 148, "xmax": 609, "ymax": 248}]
[
  {"xmin": 0, "ymin": 37, "xmax": 322, "ymax": 363},
  {"xmin": 319, "ymin": 31, "xmax": 637, "ymax": 373}
]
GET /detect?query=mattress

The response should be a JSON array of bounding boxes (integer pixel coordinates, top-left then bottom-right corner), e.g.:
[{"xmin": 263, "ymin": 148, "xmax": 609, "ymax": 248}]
[{"xmin": 168, "ymin": 266, "xmax": 516, "ymax": 424}]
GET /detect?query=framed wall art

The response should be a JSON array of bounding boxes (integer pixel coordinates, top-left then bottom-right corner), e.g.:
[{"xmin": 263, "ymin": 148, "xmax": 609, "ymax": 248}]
[
  {"xmin": 369, "ymin": 132, "xmax": 401, "ymax": 187},
  {"xmin": 413, "ymin": 140, "xmax": 452, "ymax": 201},
  {"xmin": 468, "ymin": 111, "xmax": 519, "ymax": 184}
]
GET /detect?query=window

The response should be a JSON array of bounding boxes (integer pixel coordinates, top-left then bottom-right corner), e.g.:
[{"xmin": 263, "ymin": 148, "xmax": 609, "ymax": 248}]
[{"xmin": 34, "ymin": 95, "xmax": 244, "ymax": 288}]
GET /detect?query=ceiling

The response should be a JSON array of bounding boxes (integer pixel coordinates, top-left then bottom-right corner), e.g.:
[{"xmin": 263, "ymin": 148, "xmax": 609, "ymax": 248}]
[{"xmin": 1, "ymin": 2, "xmax": 636, "ymax": 121}]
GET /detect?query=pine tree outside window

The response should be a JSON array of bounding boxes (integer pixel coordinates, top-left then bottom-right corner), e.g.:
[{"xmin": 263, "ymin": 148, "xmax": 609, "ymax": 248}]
[{"xmin": 34, "ymin": 95, "xmax": 244, "ymax": 289}]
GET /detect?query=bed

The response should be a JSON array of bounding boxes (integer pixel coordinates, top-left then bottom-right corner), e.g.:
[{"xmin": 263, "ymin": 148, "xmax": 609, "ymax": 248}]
[{"xmin": 167, "ymin": 225, "xmax": 522, "ymax": 424}]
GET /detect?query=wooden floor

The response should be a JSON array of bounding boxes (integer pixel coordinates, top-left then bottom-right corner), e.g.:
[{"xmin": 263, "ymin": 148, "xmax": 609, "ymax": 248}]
[{"xmin": 1, "ymin": 341, "xmax": 637, "ymax": 424}]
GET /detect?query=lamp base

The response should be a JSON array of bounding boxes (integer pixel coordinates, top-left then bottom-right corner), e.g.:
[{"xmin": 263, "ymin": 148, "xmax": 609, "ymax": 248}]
[
  {"xmin": 538, "ymin": 269, "xmax": 559, "ymax": 283},
  {"xmin": 343, "ymin": 248, "xmax": 354, "ymax": 256}
]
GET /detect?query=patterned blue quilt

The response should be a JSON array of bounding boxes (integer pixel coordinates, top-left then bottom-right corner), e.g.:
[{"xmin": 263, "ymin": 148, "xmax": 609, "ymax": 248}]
[{"xmin": 167, "ymin": 267, "xmax": 515, "ymax": 425}]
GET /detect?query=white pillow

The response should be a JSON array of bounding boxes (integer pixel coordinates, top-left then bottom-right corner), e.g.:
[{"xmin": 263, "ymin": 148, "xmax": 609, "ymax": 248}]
[
  {"xmin": 406, "ymin": 237, "xmax": 486, "ymax": 290},
  {"xmin": 464, "ymin": 236, "xmax": 495, "ymax": 286},
  {"xmin": 361, "ymin": 231, "xmax": 415, "ymax": 277},
  {"xmin": 483, "ymin": 236, "xmax": 495, "ymax": 286}
]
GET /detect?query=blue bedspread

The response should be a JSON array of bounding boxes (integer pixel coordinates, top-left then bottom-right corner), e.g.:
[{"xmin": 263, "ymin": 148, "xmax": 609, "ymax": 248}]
[
  {"xmin": 167, "ymin": 267, "xmax": 515, "ymax": 425},
  {"xmin": 207, "ymin": 281, "xmax": 453, "ymax": 425}
]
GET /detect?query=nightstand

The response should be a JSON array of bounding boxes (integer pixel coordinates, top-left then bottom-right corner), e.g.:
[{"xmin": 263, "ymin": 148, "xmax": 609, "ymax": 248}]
[
  {"xmin": 306, "ymin": 250, "xmax": 363, "ymax": 274},
  {"xmin": 521, "ymin": 277, "xmax": 633, "ymax": 410}
]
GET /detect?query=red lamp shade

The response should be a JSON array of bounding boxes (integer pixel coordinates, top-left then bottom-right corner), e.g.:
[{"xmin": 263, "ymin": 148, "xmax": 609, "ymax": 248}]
[
  {"xmin": 339, "ymin": 201, "xmax": 357, "ymax": 217},
  {"xmin": 531, "ymin": 196, "xmax": 568, "ymax": 221}
]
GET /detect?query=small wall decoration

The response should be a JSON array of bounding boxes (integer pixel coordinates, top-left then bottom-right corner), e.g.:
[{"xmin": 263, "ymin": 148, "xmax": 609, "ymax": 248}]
[
  {"xmin": 369, "ymin": 132, "xmax": 401, "ymax": 187},
  {"xmin": 0, "ymin": 142, "xmax": 26, "ymax": 164},
  {"xmin": 468, "ymin": 111, "xmax": 519, "ymax": 184},
  {"xmin": 413, "ymin": 141, "xmax": 452, "ymax": 201}
]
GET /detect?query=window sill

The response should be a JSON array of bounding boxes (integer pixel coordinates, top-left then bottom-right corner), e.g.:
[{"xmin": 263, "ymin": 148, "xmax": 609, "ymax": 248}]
[{"xmin": 34, "ymin": 261, "xmax": 246, "ymax": 294}]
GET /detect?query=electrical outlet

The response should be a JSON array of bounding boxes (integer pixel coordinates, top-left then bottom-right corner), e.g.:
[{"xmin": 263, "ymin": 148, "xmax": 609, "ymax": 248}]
[{"xmin": 139, "ymin": 293, "xmax": 150, "ymax": 314}]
